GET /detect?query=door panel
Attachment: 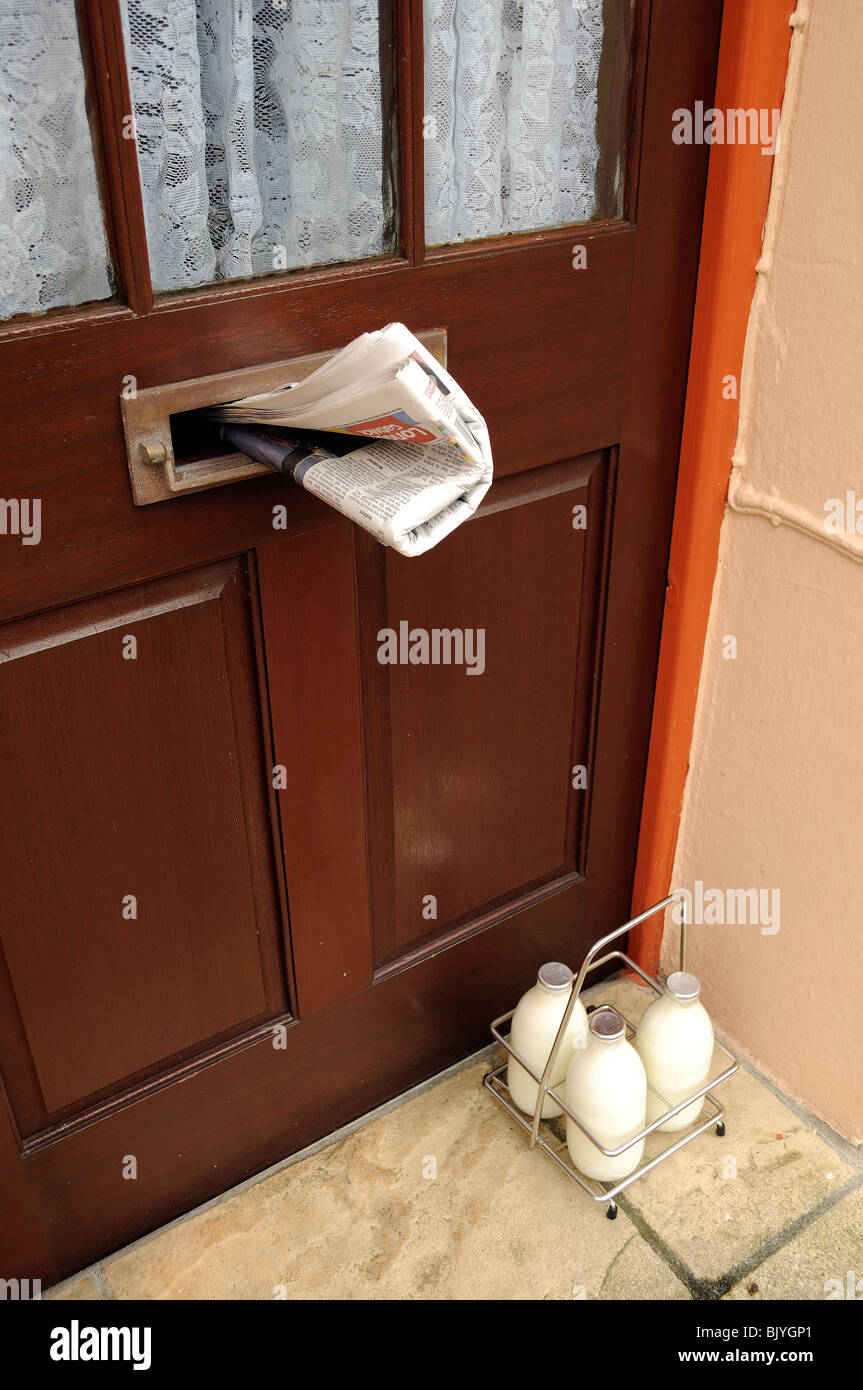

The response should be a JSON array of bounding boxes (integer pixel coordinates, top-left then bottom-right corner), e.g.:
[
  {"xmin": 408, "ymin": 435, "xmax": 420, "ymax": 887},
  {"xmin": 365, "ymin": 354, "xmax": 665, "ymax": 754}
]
[
  {"xmin": 364, "ymin": 453, "xmax": 613, "ymax": 970},
  {"xmin": 0, "ymin": 559, "xmax": 289, "ymax": 1133},
  {"xmin": 0, "ymin": 0, "xmax": 724, "ymax": 1283}
]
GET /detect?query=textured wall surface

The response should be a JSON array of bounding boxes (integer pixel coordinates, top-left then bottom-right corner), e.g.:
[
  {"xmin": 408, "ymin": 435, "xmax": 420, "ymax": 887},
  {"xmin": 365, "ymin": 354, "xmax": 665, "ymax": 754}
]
[{"xmin": 667, "ymin": 0, "xmax": 863, "ymax": 1143}]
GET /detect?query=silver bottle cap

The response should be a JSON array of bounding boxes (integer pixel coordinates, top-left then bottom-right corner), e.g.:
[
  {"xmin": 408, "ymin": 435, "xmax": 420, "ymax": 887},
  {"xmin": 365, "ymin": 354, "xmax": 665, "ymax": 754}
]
[
  {"xmin": 537, "ymin": 962, "xmax": 573, "ymax": 991},
  {"xmin": 666, "ymin": 970, "xmax": 701, "ymax": 1001},
  {"xmin": 589, "ymin": 1006, "xmax": 626, "ymax": 1040}
]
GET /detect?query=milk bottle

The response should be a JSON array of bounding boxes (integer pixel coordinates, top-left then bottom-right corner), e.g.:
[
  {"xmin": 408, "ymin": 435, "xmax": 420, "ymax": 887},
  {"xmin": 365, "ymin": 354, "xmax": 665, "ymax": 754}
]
[
  {"xmin": 507, "ymin": 963, "xmax": 588, "ymax": 1119},
  {"xmin": 565, "ymin": 1006, "xmax": 647, "ymax": 1179},
  {"xmin": 636, "ymin": 971, "xmax": 714, "ymax": 1132}
]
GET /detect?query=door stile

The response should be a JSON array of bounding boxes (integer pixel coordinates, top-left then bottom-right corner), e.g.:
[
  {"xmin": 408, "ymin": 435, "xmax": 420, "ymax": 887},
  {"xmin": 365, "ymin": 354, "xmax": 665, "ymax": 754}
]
[{"xmin": 256, "ymin": 525, "xmax": 376, "ymax": 1017}]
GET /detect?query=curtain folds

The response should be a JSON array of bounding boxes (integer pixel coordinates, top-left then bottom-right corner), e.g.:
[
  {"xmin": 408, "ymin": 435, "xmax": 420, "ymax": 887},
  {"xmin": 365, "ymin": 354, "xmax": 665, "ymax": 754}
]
[
  {"xmin": 0, "ymin": 0, "xmax": 112, "ymax": 320},
  {"xmin": 423, "ymin": 0, "xmax": 606, "ymax": 245},
  {"xmin": 121, "ymin": 0, "xmax": 391, "ymax": 292}
]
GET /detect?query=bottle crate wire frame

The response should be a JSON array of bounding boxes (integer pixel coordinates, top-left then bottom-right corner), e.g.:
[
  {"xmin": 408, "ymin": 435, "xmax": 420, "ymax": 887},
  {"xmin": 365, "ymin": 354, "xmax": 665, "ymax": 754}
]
[{"xmin": 483, "ymin": 892, "xmax": 739, "ymax": 1219}]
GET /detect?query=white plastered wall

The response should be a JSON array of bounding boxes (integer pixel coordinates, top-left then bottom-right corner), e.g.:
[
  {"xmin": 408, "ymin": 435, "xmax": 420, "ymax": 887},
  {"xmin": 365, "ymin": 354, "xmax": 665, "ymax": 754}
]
[{"xmin": 664, "ymin": 0, "xmax": 863, "ymax": 1143}]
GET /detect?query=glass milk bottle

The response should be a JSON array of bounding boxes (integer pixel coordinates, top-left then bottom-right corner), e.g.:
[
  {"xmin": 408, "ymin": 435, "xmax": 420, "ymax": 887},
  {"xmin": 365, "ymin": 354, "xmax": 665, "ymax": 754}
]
[
  {"xmin": 636, "ymin": 971, "xmax": 714, "ymax": 1131},
  {"xmin": 507, "ymin": 963, "xmax": 588, "ymax": 1119},
  {"xmin": 565, "ymin": 1007, "xmax": 647, "ymax": 1179}
]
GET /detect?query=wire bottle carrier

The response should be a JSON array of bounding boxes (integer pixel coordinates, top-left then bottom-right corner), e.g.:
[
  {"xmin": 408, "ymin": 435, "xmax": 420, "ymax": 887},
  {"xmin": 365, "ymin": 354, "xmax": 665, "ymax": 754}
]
[{"xmin": 483, "ymin": 892, "xmax": 739, "ymax": 1219}]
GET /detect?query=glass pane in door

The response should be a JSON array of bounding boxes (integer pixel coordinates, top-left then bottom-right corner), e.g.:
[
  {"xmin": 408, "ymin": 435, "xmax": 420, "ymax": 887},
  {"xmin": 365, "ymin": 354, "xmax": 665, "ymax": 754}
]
[
  {"xmin": 122, "ymin": 0, "xmax": 395, "ymax": 292},
  {"xmin": 424, "ymin": 0, "xmax": 633, "ymax": 246},
  {"xmin": 0, "ymin": 0, "xmax": 113, "ymax": 321}
]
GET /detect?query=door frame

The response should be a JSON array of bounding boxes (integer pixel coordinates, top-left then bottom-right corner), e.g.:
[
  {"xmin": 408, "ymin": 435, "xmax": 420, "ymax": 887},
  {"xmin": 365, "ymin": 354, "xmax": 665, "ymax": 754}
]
[{"xmin": 631, "ymin": 0, "xmax": 797, "ymax": 971}]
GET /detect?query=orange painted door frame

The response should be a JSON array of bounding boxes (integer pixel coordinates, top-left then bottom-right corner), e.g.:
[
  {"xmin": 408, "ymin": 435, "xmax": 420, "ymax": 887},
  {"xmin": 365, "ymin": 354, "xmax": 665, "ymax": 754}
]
[{"xmin": 630, "ymin": 0, "xmax": 797, "ymax": 972}]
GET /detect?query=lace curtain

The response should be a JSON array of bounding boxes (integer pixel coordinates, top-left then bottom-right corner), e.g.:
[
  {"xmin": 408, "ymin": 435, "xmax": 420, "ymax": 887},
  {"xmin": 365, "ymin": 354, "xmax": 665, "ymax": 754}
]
[
  {"xmin": 424, "ymin": 0, "xmax": 607, "ymax": 245},
  {"xmin": 0, "ymin": 0, "xmax": 613, "ymax": 320},
  {"xmin": 0, "ymin": 0, "xmax": 112, "ymax": 320},
  {"xmin": 121, "ymin": 0, "xmax": 391, "ymax": 292}
]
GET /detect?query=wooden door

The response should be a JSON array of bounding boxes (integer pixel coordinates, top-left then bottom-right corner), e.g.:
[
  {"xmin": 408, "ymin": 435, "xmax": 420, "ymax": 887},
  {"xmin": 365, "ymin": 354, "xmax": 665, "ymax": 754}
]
[{"xmin": 0, "ymin": 0, "xmax": 721, "ymax": 1284}]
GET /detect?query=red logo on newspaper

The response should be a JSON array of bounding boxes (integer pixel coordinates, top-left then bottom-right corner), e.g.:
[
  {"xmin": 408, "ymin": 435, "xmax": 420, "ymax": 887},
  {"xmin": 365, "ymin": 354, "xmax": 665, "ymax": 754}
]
[{"xmin": 344, "ymin": 411, "xmax": 437, "ymax": 444}]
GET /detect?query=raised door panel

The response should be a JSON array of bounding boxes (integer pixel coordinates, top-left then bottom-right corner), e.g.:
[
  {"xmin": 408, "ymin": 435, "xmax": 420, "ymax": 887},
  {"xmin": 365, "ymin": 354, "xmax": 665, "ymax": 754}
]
[
  {"xmin": 0, "ymin": 558, "xmax": 289, "ymax": 1134},
  {"xmin": 362, "ymin": 452, "xmax": 614, "ymax": 970}
]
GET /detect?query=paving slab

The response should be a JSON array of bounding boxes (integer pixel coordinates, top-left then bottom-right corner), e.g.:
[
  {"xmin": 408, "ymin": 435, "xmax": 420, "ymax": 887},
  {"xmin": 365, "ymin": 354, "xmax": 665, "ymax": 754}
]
[{"xmin": 725, "ymin": 1184, "xmax": 863, "ymax": 1301}]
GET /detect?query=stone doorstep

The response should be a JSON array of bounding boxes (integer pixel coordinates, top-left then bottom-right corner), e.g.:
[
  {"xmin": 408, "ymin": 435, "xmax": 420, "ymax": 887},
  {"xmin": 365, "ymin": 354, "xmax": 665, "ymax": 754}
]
[{"xmin": 46, "ymin": 974, "xmax": 858, "ymax": 1301}]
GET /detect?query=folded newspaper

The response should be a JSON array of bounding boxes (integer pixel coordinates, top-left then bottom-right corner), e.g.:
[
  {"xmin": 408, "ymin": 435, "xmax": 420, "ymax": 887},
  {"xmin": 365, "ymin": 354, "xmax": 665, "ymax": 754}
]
[{"xmin": 210, "ymin": 323, "xmax": 493, "ymax": 557}]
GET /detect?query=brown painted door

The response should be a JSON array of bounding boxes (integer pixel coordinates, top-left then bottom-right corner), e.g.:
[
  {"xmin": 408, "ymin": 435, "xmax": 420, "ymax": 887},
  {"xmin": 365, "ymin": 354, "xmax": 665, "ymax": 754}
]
[{"xmin": 0, "ymin": 0, "xmax": 721, "ymax": 1283}]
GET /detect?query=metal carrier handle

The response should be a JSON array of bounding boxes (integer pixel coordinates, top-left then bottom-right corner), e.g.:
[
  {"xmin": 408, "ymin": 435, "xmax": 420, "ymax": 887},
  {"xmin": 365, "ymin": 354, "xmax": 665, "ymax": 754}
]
[{"xmin": 527, "ymin": 890, "xmax": 688, "ymax": 1147}]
